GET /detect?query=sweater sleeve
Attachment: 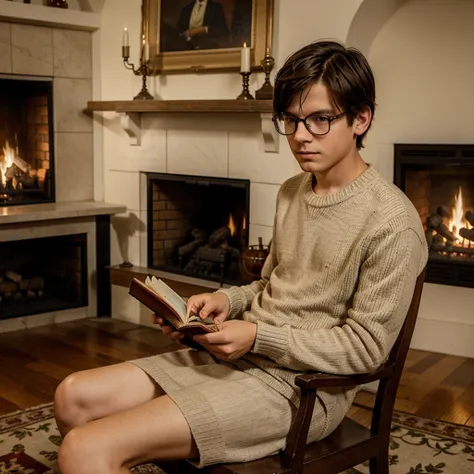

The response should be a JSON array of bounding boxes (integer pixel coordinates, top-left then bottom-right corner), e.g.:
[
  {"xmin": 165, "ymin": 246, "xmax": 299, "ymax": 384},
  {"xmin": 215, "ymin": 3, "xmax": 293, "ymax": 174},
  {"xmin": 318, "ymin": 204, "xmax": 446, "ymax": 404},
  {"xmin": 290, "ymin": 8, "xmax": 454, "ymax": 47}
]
[
  {"xmin": 216, "ymin": 240, "xmax": 277, "ymax": 319},
  {"xmin": 252, "ymin": 225, "xmax": 427, "ymax": 374}
]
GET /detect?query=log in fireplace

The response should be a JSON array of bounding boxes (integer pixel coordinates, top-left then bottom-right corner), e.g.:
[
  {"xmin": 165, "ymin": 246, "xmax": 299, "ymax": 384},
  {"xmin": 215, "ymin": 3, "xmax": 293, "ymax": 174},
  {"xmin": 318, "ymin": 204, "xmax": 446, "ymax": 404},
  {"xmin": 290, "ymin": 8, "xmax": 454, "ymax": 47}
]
[
  {"xmin": 0, "ymin": 234, "xmax": 88, "ymax": 320},
  {"xmin": 395, "ymin": 144, "xmax": 474, "ymax": 288},
  {"xmin": 0, "ymin": 77, "xmax": 55, "ymax": 206},
  {"xmin": 147, "ymin": 173, "xmax": 250, "ymax": 285}
]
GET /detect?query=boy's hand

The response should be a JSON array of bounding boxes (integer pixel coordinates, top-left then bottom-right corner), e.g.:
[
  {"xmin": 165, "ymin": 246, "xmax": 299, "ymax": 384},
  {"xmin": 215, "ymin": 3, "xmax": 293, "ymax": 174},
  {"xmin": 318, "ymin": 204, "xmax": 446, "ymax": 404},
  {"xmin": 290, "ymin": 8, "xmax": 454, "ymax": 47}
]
[
  {"xmin": 152, "ymin": 314, "xmax": 184, "ymax": 343},
  {"xmin": 151, "ymin": 291, "xmax": 231, "ymax": 344},
  {"xmin": 193, "ymin": 320, "xmax": 257, "ymax": 361},
  {"xmin": 186, "ymin": 292, "xmax": 230, "ymax": 325}
]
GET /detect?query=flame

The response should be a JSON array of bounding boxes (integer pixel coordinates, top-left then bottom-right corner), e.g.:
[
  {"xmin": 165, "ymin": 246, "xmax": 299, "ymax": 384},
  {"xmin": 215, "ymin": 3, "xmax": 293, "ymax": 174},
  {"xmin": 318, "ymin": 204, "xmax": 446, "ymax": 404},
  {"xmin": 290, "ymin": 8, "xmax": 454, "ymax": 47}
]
[
  {"xmin": 0, "ymin": 141, "xmax": 15, "ymax": 186},
  {"xmin": 448, "ymin": 187, "xmax": 470, "ymax": 244},
  {"xmin": 242, "ymin": 213, "xmax": 247, "ymax": 231},
  {"xmin": 228, "ymin": 213, "xmax": 236, "ymax": 237}
]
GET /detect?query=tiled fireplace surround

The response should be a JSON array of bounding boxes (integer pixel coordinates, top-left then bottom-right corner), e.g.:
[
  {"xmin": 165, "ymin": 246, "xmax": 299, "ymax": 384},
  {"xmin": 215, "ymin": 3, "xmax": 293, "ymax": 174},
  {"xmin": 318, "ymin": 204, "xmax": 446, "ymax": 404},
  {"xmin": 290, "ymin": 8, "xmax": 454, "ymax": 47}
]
[{"xmin": 0, "ymin": 20, "xmax": 124, "ymax": 332}]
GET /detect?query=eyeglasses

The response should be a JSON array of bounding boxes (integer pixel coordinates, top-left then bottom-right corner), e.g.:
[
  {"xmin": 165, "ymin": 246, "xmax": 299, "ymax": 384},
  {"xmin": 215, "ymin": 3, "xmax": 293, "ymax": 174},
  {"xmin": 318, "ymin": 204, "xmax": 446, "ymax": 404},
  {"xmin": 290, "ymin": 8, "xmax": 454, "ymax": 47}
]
[{"xmin": 272, "ymin": 112, "xmax": 347, "ymax": 136}]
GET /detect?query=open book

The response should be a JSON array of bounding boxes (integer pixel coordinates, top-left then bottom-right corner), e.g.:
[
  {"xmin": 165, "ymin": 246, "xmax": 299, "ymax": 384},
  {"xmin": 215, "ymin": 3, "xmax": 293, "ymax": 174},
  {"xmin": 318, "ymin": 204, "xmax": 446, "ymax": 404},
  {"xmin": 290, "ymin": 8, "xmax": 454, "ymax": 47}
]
[{"xmin": 129, "ymin": 276, "xmax": 218, "ymax": 350}]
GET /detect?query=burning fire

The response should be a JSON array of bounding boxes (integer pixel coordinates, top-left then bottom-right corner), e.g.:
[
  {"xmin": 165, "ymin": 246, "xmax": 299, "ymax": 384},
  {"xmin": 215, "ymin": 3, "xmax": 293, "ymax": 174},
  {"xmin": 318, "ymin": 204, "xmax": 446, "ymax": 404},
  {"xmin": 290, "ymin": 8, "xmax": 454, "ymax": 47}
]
[
  {"xmin": 449, "ymin": 187, "xmax": 471, "ymax": 243},
  {"xmin": 0, "ymin": 141, "xmax": 14, "ymax": 186},
  {"xmin": 228, "ymin": 213, "xmax": 236, "ymax": 236}
]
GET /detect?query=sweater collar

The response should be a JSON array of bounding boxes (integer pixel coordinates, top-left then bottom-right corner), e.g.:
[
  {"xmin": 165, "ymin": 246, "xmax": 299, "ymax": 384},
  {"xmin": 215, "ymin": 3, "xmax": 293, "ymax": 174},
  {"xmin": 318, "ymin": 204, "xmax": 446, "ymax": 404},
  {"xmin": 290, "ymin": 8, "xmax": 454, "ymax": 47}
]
[{"xmin": 303, "ymin": 165, "xmax": 378, "ymax": 207}]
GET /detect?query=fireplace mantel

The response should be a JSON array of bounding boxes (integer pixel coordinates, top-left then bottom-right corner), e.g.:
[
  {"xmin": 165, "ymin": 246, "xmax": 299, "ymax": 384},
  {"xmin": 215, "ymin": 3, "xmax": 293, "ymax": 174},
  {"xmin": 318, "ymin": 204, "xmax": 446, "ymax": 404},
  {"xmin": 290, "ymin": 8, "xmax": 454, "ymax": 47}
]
[
  {"xmin": 86, "ymin": 99, "xmax": 279, "ymax": 153},
  {"xmin": 0, "ymin": 201, "xmax": 125, "ymax": 225},
  {"xmin": 0, "ymin": 2, "xmax": 100, "ymax": 31}
]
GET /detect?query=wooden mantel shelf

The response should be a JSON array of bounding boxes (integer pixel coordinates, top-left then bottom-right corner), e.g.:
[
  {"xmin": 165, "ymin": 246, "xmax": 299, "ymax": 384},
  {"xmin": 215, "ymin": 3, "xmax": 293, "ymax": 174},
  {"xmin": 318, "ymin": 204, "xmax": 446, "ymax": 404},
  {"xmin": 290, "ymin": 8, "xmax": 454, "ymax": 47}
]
[
  {"xmin": 0, "ymin": 2, "xmax": 100, "ymax": 31},
  {"xmin": 87, "ymin": 99, "xmax": 273, "ymax": 114},
  {"xmin": 87, "ymin": 99, "xmax": 279, "ymax": 152}
]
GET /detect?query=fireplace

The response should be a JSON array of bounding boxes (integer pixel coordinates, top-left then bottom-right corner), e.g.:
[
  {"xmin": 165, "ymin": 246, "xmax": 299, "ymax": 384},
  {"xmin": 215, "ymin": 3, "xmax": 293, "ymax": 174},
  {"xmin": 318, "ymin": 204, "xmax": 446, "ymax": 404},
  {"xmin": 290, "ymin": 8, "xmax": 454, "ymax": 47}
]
[
  {"xmin": 394, "ymin": 144, "xmax": 474, "ymax": 288},
  {"xmin": 0, "ymin": 77, "xmax": 55, "ymax": 206},
  {"xmin": 147, "ymin": 173, "xmax": 250, "ymax": 285},
  {"xmin": 0, "ymin": 234, "xmax": 88, "ymax": 320}
]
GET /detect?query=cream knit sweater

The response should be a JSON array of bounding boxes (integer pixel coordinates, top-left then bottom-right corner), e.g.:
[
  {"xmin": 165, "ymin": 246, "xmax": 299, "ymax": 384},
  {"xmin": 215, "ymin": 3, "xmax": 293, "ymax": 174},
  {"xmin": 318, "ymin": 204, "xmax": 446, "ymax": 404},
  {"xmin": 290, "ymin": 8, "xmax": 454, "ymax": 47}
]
[{"xmin": 219, "ymin": 165, "xmax": 428, "ymax": 408}]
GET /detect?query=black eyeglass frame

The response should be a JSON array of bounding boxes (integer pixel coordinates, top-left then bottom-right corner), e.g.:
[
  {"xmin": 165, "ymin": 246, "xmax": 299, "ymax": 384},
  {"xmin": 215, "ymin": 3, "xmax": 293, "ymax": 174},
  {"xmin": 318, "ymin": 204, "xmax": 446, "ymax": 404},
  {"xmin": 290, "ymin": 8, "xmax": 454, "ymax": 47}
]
[{"xmin": 272, "ymin": 111, "xmax": 347, "ymax": 136}]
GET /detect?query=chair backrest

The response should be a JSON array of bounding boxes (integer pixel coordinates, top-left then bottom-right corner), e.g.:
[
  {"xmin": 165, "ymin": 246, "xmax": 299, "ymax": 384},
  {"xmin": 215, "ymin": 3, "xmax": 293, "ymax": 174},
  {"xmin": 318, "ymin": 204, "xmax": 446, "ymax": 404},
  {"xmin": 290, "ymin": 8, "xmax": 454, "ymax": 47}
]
[{"xmin": 370, "ymin": 267, "xmax": 426, "ymax": 437}]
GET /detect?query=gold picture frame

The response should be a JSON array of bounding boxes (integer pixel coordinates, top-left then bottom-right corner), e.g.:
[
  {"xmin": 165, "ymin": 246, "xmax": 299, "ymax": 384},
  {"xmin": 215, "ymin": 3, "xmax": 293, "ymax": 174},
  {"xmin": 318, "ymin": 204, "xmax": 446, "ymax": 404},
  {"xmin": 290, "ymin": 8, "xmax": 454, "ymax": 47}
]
[{"xmin": 142, "ymin": 0, "xmax": 274, "ymax": 74}]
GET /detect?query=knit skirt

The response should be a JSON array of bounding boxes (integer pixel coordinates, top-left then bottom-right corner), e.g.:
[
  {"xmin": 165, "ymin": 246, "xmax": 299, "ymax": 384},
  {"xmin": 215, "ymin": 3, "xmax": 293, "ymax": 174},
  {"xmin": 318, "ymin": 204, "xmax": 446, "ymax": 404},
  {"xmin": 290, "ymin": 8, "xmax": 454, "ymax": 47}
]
[{"xmin": 128, "ymin": 348, "xmax": 334, "ymax": 468}]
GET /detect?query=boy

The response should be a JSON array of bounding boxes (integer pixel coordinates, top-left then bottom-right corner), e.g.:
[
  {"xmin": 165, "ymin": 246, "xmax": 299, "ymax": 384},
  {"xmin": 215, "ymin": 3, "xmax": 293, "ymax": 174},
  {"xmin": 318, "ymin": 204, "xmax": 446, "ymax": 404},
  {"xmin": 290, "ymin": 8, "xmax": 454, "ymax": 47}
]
[{"xmin": 54, "ymin": 40, "xmax": 427, "ymax": 474}]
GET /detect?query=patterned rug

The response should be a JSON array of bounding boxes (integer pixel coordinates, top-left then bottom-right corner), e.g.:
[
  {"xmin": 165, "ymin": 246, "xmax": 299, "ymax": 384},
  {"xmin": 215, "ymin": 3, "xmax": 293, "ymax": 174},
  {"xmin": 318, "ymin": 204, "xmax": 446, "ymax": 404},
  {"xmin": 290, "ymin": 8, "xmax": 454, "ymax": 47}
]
[{"xmin": 0, "ymin": 403, "xmax": 473, "ymax": 473}]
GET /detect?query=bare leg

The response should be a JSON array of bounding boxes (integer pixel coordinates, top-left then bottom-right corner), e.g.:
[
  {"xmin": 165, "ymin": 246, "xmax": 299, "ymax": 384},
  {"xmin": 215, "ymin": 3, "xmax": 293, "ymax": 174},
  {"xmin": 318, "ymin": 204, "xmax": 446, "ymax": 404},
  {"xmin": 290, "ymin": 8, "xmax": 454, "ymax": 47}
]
[
  {"xmin": 57, "ymin": 394, "xmax": 198, "ymax": 474},
  {"xmin": 54, "ymin": 362, "xmax": 163, "ymax": 436}
]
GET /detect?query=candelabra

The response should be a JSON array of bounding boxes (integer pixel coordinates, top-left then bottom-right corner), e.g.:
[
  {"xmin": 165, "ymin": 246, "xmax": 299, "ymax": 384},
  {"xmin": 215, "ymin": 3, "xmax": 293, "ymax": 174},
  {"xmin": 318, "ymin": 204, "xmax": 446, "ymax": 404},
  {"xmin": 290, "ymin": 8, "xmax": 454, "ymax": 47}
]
[
  {"xmin": 122, "ymin": 46, "xmax": 154, "ymax": 101},
  {"xmin": 255, "ymin": 50, "xmax": 275, "ymax": 100},
  {"xmin": 236, "ymin": 72, "xmax": 254, "ymax": 100}
]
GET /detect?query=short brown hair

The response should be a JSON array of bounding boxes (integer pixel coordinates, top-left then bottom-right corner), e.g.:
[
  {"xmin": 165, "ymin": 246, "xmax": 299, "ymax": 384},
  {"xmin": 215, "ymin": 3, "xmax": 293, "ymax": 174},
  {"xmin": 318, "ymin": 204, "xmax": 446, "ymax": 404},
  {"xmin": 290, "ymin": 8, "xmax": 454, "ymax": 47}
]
[{"xmin": 274, "ymin": 40, "xmax": 376, "ymax": 149}]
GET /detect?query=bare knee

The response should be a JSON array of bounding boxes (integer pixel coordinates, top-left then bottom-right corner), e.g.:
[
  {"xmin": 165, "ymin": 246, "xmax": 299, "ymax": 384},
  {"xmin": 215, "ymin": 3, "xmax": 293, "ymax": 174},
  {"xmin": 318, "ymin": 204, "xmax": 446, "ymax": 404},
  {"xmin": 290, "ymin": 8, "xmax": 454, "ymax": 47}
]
[
  {"xmin": 54, "ymin": 373, "xmax": 91, "ymax": 436},
  {"xmin": 58, "ymin": 427, "xmax": 116, "ymax": 474}
]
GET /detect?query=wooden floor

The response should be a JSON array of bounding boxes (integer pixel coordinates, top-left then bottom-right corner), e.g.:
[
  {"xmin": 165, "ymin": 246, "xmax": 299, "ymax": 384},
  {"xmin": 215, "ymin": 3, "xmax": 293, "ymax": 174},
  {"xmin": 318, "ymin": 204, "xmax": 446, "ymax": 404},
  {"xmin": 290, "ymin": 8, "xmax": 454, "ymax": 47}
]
[{"xmin": 0, "ymin": 318, "xmax": 473, "ymax": 428}]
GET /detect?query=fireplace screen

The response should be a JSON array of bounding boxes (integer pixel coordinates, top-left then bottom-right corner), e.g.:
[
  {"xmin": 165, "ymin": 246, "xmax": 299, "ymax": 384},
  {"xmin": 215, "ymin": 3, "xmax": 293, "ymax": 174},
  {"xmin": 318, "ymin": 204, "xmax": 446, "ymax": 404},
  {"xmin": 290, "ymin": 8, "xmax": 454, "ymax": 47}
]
[
  {"xmin": 0, "ymin": 77, "xmax": 54, "ymax": 206},
  {"xmin": 395, "ymin": 144, "xmax": 474, "ymax": 287},
  {"xmin": 147, "ymin": 173, "xmax": 250, "ymax": 285}
]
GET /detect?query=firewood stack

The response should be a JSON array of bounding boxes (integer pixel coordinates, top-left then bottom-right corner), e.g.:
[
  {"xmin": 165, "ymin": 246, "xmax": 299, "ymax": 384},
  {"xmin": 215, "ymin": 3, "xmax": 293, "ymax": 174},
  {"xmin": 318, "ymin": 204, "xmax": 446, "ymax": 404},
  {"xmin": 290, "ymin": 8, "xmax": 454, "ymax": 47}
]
[
  {"xmin": 0, "ymin": 271, "xmax": 45, "ymax": 310},
  {"xmin": 426, "ymin": 207, "xmax": 474, "ymax": 256},
  {"xmin": 178, "ymin": 226, "xmax": 241, "ymax": 278},
  {"xmin": 0, "ymin": 152, "xmax": 45, "ymax": 196}
]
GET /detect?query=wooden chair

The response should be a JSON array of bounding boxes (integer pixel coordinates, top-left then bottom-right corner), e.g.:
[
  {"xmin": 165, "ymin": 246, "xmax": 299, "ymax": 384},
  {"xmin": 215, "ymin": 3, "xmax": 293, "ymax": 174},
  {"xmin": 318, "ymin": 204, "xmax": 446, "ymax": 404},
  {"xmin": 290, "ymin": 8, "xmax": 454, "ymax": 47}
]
[{"xmin": 155, "ymin": 268, "xmax": 426, "ymax": 474}]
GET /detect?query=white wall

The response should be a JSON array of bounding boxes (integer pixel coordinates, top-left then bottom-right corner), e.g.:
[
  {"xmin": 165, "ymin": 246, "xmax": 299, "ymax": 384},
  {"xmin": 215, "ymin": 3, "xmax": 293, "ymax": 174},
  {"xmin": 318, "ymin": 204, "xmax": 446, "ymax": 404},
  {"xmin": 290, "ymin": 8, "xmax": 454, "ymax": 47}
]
[
  {"xmin": 362, "ymin": 0, "xmax": 474, "ymax": 357},
  {"xmin": 96, "ymin": 0, "xmax": 474, "ymax": 355},
  {"xmin": 97, "ymin": 0, "xmax": 364, "ymax": 325}
]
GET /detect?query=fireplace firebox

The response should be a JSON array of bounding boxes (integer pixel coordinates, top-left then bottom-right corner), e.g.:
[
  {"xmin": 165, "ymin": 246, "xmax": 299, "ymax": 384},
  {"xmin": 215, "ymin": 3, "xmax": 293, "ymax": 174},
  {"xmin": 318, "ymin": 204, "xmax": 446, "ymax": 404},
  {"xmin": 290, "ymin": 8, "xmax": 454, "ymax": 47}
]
[
  {"xmin": 0, "ymin": 77, "xmax": 55, "ymax": 206},
  {"xmin": 394, "ymin": 144, "xmax": 474, "ymax": 288},
  {"xmin": 147, "ymin": 173, "xmax": 250, "ymax": 285},
  {"xmin": 0, "ymin": 234, "xmax": 88, "ymax": 319}
]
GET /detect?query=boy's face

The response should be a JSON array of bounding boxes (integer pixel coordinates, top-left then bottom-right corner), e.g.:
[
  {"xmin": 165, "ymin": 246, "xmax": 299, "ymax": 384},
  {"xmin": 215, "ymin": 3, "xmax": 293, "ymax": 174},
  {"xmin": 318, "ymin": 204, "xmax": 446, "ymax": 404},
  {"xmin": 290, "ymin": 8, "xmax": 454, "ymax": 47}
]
[{"xmin": 285, "ymin": 82, "xmax": 367, "ymax": 174}]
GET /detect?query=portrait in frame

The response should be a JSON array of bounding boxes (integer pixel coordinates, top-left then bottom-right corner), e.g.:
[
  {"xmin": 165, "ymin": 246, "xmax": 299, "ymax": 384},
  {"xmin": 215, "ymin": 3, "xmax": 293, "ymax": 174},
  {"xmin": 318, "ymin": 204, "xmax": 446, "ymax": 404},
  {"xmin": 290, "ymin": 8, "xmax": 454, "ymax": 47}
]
[{"xmin": 142, "ymin": 0, "xmax": 274, "ymax": 74}]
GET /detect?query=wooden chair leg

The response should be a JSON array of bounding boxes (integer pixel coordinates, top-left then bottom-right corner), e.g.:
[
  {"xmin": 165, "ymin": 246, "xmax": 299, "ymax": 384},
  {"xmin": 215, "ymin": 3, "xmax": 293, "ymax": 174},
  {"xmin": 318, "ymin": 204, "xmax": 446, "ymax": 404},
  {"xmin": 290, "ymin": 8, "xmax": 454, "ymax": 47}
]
[{"xmin": 369, "ymin": 451, "xmax": 389, "ymax": 474}]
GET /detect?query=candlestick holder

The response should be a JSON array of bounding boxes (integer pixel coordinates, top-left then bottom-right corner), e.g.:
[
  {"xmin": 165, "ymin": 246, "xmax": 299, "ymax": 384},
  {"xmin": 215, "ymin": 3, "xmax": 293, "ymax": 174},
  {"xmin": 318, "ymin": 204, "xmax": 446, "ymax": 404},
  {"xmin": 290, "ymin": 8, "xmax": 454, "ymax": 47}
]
[
  {"xmin": 255, "ymin": 51, "xmax": 275, "ymax": 100},
  {"xmin": 122, "ymin": 46, "xmax": 154, "ymax": 101},
  {"xmin": 237, "ymin": 72, "xmax": 254, "ymax": 100}
]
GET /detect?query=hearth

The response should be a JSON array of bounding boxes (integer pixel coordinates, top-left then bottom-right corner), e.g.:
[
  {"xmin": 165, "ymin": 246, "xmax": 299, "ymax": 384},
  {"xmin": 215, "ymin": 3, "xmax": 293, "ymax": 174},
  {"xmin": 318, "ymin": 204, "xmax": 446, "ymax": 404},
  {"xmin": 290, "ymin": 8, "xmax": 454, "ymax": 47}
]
[
  {"xmin": 147, "ymin": 173, "xmax": 250, "ymax": 285},
  {"xmin": 394, "ymin": 144, "xmax": 474, "ymax": 288},
  {"xmin": 0, "ymin": 77, "xmax": 55, "ymax": 206},
  {"xmin": 0, "ymin": 234, "xmax": 88, "ymax": 320}
]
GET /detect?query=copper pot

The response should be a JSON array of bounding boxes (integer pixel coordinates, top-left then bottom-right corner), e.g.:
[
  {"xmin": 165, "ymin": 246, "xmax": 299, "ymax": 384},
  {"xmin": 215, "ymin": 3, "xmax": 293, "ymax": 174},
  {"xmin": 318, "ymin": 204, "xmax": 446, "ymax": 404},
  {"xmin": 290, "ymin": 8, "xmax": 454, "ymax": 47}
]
[{"xmin": 240, "ymin": 237, "xmax": 270, "ymax": 281}]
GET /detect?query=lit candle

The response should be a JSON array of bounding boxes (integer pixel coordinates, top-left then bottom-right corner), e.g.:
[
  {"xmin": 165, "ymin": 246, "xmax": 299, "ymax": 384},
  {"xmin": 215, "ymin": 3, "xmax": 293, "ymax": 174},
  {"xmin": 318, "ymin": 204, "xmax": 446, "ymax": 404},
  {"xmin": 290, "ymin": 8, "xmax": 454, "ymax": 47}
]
[
  {"xmin": 123, "ymin": 27, "xmax": 129, "ymax": 47},
  {"xmin": 241, "ymin": 42, "xmax": 250, "ymax": 73}
]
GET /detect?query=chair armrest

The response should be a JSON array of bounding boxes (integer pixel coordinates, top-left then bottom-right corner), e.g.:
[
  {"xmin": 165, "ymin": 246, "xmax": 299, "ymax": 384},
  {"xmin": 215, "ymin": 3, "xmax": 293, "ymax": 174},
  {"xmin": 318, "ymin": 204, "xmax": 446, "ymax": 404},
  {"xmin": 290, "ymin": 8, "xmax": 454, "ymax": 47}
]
[{"xmin": 294, "ymin": 362, "xmax": 396, "ymax": 389}]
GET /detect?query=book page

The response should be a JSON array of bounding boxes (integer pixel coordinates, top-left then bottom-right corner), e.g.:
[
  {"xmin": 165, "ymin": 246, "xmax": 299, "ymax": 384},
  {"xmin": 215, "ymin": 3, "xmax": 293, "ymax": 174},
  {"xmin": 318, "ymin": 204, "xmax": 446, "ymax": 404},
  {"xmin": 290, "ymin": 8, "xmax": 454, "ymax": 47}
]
[{"xmin": 145, "ymin": 276, "xmax": 188, "ymax": 321}]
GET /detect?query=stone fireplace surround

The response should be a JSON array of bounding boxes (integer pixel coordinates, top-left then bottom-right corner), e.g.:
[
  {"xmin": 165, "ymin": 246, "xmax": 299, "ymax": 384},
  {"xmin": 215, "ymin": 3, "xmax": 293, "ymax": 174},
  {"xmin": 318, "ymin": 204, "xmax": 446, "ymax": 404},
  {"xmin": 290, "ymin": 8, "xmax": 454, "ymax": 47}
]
[
  {"xmin": 0, "ymin": 8, "xmax": 125, "ymax": 333},
  {"xmin": 0, "ymin": 202, "xmax": 124, "ymax": 333},
  {"xmin": 0, "ymin": 20, "xmax": 94, "ymax": 203}
]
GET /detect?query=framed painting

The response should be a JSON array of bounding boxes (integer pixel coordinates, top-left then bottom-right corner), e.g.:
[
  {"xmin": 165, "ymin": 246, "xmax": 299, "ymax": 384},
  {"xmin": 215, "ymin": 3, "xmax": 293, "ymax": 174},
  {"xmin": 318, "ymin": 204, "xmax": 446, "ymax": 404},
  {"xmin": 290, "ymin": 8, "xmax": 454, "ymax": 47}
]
[{"xmin": 142, "ymin": 0, "xmax": 274, "ymax": 74}]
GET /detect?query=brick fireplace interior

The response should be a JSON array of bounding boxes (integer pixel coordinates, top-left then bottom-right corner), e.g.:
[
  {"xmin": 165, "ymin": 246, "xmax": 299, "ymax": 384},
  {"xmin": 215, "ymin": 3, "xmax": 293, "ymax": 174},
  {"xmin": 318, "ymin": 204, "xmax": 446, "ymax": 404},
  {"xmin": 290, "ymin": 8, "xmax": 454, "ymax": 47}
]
[
  {"xmin": 0, "ymin": 234, "xmax": 88, "ymax": 320},
  {"xmin": 147, "ymin": 173, "xmax": 250, "ymax": 285},
  {"xmin": 0, "ymin": 77, "xmax": 54, "ymax": 206},
  {"xmin": 395, "ymin": 144, "xmax": 474, "ymax": 288}
]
